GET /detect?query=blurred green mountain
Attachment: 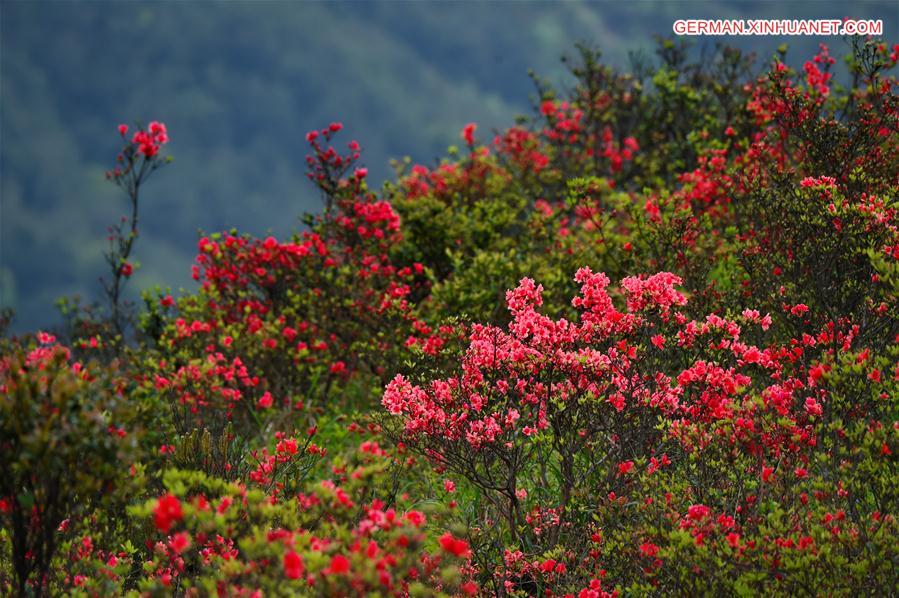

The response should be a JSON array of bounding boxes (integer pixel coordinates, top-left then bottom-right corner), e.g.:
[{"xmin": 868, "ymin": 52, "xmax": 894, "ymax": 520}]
[{"xmin": 1, "ymin": 0, "xmax": 893, "ymax": 331}]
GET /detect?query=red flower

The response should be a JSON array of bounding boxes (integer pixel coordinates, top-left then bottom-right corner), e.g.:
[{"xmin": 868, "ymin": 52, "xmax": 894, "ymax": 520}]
[
  {"xmin": 131, "ymin": 121, "xmax": 168, "ymax": 157},
  {"xmin": 438, "ymin": 533, "xmax": 471, "ymax": 558},
  {"xmin": 120, "ymin": 262, "xmax": 133, "ymax": 277},
  {"xmin": 639, "ymin": 542, "xmax": 659, "ymax": 557},
  {"xmin": 153, "ymin": 494, "xmax": 183, "ymax": 533},
  {"xmin": 617, "ymin": 460, "xmax": 634, "ymax": 475},
  {"xmin": 283, "ymin": 551, "xmax": 304, "ymax": 579},
  {"xmin": 790, "ymin": 303, "xmax": 809, "ymax": 316},
  {"xmin": 325, "ymin": 554, "xmax": 350, "ymax": 575},
  {"xmin": 462, "ymin": 123, "xmax": 477, "ymax": 147},
  {"xmin": 405, "ymin": 510, "xmax": 426, "ymax": 527},
  {"xmin": 329, "ymin": 361, "xmax": 347, "ymax": 375},
  {"xmin": 804, "ymin": 397, "xmax": 823, "ymax": 417},
  {"xmin": 809, "ymin": 363, "xmax": 829, "ymax": 384},
  {"xmin": 169, "ymin": 531, "xmax": 191, "ymax": 554}
]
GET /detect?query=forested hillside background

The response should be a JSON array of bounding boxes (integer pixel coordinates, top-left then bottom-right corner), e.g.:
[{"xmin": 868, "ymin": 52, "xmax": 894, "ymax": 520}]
[{"xmin": 1, "ymin": 0, "xmax": 893, "ymax": 331}]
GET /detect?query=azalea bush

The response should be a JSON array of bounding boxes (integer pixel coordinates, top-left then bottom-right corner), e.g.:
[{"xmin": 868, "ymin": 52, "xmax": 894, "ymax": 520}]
[
  {"xmin": 125, "ymin": 445, "xmax": 476, "ymax": 597},
  {"xmin": 1, "ymin": 37, "xmax": 897, "ymax": 596},
  {"xmin": 0, "ymin": 333, "xmax": 141, "ymax": 596},
  {"xmin": 384, "ymin": 268, "xmax": 897, "ymax": 594},
  {"xmin": 143, "ymin": 124, "xmax": 433, "ymax": 441},
  {"xmin": 58, "ymin": 121, "xmax": 173, "ymax": 354}
]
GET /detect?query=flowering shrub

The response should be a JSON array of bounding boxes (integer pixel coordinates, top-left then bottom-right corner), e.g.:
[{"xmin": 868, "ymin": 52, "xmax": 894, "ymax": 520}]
[
  {"xmin": 58, "ymin": 122, "xmax": 172, "ymax": 351},
  {"xmin": 0, "ymin": 334, "xmax": 138, "ymax": 596},
  {"xmin": 126, "ymin": 439, "xmax": 476, "ymax": 596},
  {"xmin": 146, "ymin": 125, "xmax": 430, "ymax": 438},
  {"xmin": 2, "ymin": 38, "xmax": 898, "ymax": 596},
  {"xmin": 385, "ymin": 264, "xmax": 898, "ymax": 593},
  {"xmin": 0, "ymin": 427, "xmax": 472, "ymax": 596}
]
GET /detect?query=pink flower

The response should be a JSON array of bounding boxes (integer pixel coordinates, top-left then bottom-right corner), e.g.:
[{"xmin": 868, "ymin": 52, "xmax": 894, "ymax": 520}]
[
  {"xmin": 742, "ymin": 346, "xmax": 761, "ymax": 363},
  {"xmin": 687, "ymin": 504, "xmax": 710, "ymax": 520},
  {"xmin": 444, "ymin": 479, "xmax": 456, "ymax": 493},
  {"xmin": 804, "ymin": 397, "xmax": 823, "ymax": 417},
  {"xmin": 148, "ymin": 121, "xmax": 167, "ymax": 138},
  {"xmin": 169, "ymin": 531, "xmax": 191, "ymax": 554},
  {"xmin": 620, "ymin": 272, "xmax": 686, "ymax": 317},
  {"xmin": 258, "ymin": 391, "xmax": 274, "ymax": 409}
]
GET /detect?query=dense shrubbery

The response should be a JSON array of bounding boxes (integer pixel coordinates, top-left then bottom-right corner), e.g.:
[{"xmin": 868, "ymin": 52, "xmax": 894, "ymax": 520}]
[{"xmin": 2, "ymin": 38, "xmax": 897, "ymax": 596}]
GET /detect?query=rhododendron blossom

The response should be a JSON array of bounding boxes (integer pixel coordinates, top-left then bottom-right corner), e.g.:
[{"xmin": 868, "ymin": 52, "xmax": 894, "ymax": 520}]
[{"xmin": 153, "ymin": 494, "xmax": 183, "ymax": 534}]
